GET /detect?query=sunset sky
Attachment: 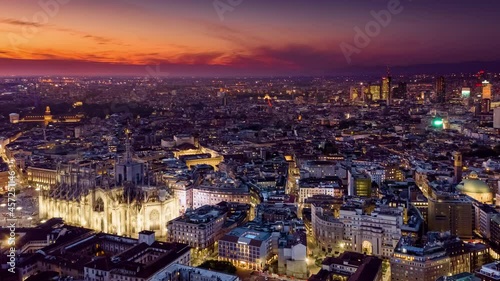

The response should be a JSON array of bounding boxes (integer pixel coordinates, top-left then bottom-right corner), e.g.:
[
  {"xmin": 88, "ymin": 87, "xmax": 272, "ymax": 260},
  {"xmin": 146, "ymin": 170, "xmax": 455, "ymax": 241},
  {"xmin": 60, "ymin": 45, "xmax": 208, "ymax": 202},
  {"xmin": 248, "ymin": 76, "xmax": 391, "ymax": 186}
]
[{"xmin": 1, "ymin": 0, "xmax": 500, "ymax": 76}]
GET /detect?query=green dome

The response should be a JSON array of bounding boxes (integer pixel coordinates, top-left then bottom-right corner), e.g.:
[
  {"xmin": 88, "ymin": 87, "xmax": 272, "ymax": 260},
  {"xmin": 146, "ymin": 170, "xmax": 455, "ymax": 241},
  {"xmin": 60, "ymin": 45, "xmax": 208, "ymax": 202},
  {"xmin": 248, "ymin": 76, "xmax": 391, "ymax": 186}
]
[{"xmin": 456, "ymin": 179, "xmax": 490, "ymax": 194}]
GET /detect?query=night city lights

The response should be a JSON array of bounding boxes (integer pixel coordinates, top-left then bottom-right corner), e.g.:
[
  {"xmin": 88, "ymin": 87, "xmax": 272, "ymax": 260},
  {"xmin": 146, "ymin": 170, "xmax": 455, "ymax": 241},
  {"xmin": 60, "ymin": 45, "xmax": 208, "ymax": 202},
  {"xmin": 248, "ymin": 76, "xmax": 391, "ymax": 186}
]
[{"xmin": 0, "ymin": 1, "xmax": 499, "ymax": 281}]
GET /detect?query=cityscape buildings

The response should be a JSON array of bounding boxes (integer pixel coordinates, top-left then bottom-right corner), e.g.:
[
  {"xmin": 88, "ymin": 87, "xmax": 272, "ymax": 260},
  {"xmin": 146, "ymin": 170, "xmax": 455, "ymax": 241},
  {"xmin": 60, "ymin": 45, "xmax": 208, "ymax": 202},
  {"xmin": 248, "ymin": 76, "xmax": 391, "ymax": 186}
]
[{"xmin": 0, "ymin": 2, "xmax": 499, "ymax": 281}]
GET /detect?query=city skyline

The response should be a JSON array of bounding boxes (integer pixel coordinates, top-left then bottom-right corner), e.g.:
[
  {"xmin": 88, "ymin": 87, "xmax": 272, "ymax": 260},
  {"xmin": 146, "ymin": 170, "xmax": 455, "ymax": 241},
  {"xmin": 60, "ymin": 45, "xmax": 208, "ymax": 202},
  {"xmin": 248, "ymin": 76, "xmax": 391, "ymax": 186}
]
[{"xmin": 1, "ymin": 0, "xmax": 500, "ymax": 76}]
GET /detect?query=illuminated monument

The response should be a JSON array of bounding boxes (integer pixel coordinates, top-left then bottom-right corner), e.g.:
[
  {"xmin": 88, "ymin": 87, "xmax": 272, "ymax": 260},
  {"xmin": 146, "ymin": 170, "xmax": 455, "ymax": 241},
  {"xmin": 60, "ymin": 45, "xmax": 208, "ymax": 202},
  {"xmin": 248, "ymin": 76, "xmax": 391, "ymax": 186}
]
[
  {"xmin": 11, "ymin": 106, "xmax": 83, "ymax": 125},
  {"xmin": 38, "ymin": 131, "xmax": 179, "ymax": 238}
]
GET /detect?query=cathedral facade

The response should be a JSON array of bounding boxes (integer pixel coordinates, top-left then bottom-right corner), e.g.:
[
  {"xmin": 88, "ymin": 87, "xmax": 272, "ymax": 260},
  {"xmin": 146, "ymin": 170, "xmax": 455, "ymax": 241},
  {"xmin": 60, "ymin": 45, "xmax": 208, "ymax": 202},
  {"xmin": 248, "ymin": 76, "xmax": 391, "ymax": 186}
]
[
  {"xmin": 38, "ymin": 144, "xmax": 179, "ymax": 239},
  {"xmin": 39, "ymin": 184, "xmax": 178, "ymax": 239}
]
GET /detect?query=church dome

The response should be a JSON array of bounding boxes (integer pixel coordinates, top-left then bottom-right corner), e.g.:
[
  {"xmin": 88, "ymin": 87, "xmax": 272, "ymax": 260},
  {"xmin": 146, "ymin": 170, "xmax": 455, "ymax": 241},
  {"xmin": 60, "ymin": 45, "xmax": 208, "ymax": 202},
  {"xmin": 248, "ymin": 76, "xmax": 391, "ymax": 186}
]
[{"xmin": 456, "ymin": 176, "xmax": 490, "ymax": 194}]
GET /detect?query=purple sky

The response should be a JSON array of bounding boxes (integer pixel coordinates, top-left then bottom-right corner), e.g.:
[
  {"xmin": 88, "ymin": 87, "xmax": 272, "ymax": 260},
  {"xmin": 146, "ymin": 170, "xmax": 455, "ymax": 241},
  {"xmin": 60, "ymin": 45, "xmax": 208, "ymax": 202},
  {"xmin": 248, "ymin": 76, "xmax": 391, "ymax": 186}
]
[{"xmin": 0, "ymin": 0, "xmax": 499, "ymax": 76}]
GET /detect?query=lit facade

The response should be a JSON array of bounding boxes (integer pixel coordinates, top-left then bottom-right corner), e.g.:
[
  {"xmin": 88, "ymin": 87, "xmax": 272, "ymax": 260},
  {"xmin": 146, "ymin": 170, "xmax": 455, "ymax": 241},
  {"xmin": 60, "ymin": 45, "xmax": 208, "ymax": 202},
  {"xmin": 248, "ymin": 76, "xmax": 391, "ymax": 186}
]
[
  {"xmin": 385, "ymin": 166, "xmax": 405, "ymax": 182},
  {"xmin": 370, "ymin": 85, "xmax": 381, "ymax": 101},
  {"xmin": 391, "ymin": 240, "xmax": 450, "ymax": 281},
  {"xmin": 218, "ymin": 227, "xmax": 273, "ymax": 271},
  {"xmin": 167, "ymin": 204, "xmax": 227, "ymax": 248},
  {"xmin": 39, "ymin": 182, "xmax": 179, "ymax": 239},
  {"xmin": 38, "ymin": 145, "xmax": 180, "ymax": 239},
  {"xmin": 299, "ymin": 184, "xmax": 342, "ymax": 204},
  {"xmin": 348, "ymin": 170, "xmax": 371, "ymax": 197},
  {"xmin": 340, "ymin": 207, "xmax": 402, "ymax": 258},
  {"xmin": 311, "ymin": 203, "xmax": 344, "ymax": 254},
  {"xmin": 311, "ymin": 204, "xmax": 403, "ymax": 259},
  {"xmin": 483, "ymin": 80, "xmax": 492, "ymax": 100},
  {"xmin": 192, "ymin": 185, "xmax": 250, "ymax": 209},
  {"xmin": 381, "ymin": 76, "xmax": 391, "ymax": 104},
  {"xmin": 27, "ymin": 166, "xmax": 57, "ymax": 188},
  {"xmin": 14, "ymin": 106, "xmax": 83, "ymax": 125}
]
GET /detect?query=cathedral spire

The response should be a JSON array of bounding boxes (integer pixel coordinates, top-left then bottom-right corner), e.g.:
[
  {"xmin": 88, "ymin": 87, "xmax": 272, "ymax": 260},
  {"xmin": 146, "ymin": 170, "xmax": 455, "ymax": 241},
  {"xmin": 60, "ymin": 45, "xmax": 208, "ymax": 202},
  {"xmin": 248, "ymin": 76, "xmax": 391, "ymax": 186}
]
[{"xmin": 125, "ymin": 128, "xmax": 132, "ymax": 163}]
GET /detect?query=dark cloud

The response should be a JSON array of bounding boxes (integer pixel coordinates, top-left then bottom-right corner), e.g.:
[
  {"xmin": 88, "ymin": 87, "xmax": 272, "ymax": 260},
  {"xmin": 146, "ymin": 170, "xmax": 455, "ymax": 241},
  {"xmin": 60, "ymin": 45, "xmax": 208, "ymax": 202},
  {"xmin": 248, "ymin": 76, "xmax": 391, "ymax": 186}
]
[
  {"xmin": 1, "ymin": 57, "xmax": 500, "ymax": 77},
  {"xmin": 0, "ymin": 18, "xmax": 43, "ymax": 27},
  {"xmin": 82, "ymin": 35, "xmax": 114, "ymax": 45}
]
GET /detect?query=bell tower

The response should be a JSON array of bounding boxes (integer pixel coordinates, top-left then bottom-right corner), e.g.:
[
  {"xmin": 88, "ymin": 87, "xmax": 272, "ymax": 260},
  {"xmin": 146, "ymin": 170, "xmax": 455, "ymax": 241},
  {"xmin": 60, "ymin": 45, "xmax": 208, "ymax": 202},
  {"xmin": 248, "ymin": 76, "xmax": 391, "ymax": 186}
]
[
  {"xmin": 454, "ymin": 152, "xmax": 463, "ymax": 184},
  {"xmin": 44, "ymin": 105, "xmax": 53, "ymax": 125}
]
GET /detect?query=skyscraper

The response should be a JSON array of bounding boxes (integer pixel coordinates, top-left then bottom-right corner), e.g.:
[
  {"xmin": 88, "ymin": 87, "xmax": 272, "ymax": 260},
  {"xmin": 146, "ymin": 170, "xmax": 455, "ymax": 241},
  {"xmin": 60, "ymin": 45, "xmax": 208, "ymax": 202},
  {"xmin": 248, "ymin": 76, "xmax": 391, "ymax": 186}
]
[
  {"xmin": 369, "ymin": 84, "xmax": 381, "ymax": 101},
  {"xmin": 394, "ymin": 82, "xmax": 407, "ymax": 99},
  {"xmin": 350, "ymin": 86, "xmax": 359, "ymax": 101},
  {"xmin": 436, "ymin": 76, "xmax": 446, "ymax": 103},
  {"xmin": 381, "ymin": 77, "xmax": 391, "ymax": 105},
  {"xmin": 482, "ymin": 80, "xmax": 492, "ymax": 99}
]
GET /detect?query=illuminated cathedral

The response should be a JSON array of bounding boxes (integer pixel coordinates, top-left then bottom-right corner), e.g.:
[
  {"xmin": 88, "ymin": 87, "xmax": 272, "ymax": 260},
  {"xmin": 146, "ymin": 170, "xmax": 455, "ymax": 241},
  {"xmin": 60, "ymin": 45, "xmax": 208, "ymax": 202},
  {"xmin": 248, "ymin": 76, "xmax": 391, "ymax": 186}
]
[{"xmin": 38, "ymin": 133, "xmax": 179, "ymax": 238}]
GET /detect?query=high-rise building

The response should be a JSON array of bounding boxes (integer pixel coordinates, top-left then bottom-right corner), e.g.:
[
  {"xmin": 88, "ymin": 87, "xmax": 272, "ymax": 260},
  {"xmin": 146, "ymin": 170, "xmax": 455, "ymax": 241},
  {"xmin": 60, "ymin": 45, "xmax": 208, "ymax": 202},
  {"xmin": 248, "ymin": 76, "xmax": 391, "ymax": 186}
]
[
  {"xmin": 370, "ymin": 84, "xmax": 381, "ymax": 101},
  {"xmin": 483, "ymin": 80, "xmax": 492, "ymax": 99},
  {"xmin": 394, "ymin": 82, "xmax": 407, "ymax": 99},
  {"xmin": 362, "ymin": 85, "xmax": 369, "ymax": 101},
  {"xmin": 436, "ymin": 76, "xmax": 446, "ymax": 103},
  {"xmin": 350, "ymin": 86, "xmax": 359, "ymax": 101},
  {"xmin": 381, "ymin": 76, "xmax": 391, "ymax": 105}
]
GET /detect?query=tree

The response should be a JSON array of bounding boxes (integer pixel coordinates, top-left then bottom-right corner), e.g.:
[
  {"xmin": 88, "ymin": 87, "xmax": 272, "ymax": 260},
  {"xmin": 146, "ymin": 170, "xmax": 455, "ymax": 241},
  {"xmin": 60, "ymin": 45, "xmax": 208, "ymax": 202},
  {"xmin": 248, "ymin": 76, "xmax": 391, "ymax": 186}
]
[{"xmin": 198, "ymin": 260, "xmax": 237, "ymax": 274}]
